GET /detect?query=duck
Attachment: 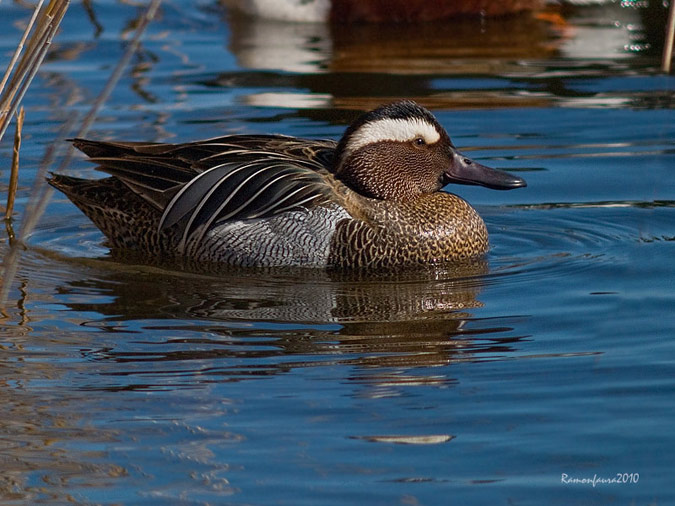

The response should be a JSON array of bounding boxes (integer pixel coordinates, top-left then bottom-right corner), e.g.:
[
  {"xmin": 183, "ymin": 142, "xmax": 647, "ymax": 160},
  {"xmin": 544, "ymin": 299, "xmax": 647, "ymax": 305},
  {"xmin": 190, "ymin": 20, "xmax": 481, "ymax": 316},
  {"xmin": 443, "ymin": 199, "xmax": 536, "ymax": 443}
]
[{"xmin": 48, "ymin": 100, "xmax": 526, "ymax": 269}]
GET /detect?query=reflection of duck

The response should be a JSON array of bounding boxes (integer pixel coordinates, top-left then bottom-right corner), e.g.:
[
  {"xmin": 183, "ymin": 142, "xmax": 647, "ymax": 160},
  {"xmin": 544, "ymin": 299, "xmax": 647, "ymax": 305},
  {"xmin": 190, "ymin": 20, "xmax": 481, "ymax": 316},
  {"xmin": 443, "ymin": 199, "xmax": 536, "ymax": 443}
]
[
  {"xmin": 222, "ymin": 0, "xmax": 543, "ymax": 23},
  {"xmin": 56, "ymin": 256, "xmax": 528, "ymax": 382},
  {"xmin": 50, "ymin": 101, "xmax": 525, "ymax": 269}
]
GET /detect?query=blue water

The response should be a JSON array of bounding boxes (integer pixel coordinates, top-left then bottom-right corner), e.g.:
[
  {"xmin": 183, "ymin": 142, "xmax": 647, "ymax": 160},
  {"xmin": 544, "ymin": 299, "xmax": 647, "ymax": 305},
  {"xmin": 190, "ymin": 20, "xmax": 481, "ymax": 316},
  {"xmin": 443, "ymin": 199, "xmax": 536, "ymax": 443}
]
[{"xmin": 1, "ymin": 1, "xmax": 674, "ymax": 505}]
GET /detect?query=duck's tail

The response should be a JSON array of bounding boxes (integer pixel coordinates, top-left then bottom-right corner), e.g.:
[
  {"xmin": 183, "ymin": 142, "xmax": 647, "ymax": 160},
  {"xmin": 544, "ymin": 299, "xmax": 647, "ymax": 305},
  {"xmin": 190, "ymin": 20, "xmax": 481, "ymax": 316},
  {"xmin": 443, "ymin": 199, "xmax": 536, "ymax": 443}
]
[{"xmin": 48, "ymin": 173, "xmax": 170, "ymax": 253}]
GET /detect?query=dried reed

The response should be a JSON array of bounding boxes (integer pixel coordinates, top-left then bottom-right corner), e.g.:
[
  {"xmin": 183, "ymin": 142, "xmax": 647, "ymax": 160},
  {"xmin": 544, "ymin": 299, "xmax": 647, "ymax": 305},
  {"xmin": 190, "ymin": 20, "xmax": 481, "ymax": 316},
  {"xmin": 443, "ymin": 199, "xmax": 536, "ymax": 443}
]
[
  {"xmin": 0, "ymin": 0, "xmax": 69, "ymax": 144},
  {"xmin": 5, "ymin": 107, "xmax": 25, "ymax": 222},
  {"xmin": 0, "ymin": 0, "xmax": 163, "ymax": 307},
  {"xmin": 663, "ymin": 0, "xmax": 675, "ymax": 73}
]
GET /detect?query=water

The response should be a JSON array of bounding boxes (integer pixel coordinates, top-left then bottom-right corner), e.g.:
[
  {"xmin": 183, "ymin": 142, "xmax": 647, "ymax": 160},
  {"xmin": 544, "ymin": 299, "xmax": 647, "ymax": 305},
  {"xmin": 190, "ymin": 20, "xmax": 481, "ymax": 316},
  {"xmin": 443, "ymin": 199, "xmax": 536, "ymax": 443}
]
[{"xmin": 1, "ymin": 1, "xmax": 674, "ymax": 504}]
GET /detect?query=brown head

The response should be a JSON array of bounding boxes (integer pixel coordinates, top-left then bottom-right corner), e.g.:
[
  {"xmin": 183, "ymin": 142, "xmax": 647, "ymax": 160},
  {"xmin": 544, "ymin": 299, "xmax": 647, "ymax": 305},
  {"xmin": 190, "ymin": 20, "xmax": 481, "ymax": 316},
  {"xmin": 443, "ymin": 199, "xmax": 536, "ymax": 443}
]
[{"xmin": 333, "ymin": 100, "xmax": 526, "ymax": 201}]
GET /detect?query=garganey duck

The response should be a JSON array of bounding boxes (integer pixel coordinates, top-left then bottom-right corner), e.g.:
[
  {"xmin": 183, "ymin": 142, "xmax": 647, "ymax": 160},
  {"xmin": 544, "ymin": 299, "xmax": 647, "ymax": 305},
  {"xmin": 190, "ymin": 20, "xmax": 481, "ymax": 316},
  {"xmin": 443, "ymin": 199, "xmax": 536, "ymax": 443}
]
[{"xmin": 49, "ymin": 100, "xmax": 526, "ymax": 269}]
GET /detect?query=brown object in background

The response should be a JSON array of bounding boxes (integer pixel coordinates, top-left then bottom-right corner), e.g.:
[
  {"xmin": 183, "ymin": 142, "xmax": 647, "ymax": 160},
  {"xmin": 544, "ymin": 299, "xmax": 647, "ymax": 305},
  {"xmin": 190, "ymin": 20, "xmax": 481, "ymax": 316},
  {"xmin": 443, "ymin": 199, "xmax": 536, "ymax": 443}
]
[{"xmin": 330, "ymin": 0, "xmax": 543, "ymax": 23}]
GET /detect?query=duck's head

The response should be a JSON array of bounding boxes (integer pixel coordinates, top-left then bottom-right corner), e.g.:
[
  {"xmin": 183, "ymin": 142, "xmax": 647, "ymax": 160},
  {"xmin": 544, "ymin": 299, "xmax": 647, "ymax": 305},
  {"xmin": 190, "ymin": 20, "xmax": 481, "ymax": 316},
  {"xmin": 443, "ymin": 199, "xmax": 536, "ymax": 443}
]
[{"xmin": 333, "ymin": 100, "xmax": 526, "ymax": 201}]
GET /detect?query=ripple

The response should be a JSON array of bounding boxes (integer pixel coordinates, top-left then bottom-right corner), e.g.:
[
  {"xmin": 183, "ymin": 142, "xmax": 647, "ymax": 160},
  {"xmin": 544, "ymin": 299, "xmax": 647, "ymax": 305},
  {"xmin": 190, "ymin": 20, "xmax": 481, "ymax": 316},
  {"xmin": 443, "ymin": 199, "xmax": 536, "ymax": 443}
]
[
  {"xmin": 478, "ymin": 199, "xmax": 673, "ymax": 288},
  {"xmin": 350, "ymin": 435, "xmax": 454, "ymax": 445},
  {"xmin": 490, "ymin": 212, "xmax": 628, "ymax": 261}
]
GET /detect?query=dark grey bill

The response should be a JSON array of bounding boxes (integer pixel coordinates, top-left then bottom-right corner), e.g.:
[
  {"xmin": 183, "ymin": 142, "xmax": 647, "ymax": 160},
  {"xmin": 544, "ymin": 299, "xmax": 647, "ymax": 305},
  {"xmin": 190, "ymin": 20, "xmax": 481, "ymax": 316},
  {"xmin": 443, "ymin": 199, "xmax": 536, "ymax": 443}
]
[{"xmin": 444, "ymin": 150, "xmax": 526, "ymax": 190}]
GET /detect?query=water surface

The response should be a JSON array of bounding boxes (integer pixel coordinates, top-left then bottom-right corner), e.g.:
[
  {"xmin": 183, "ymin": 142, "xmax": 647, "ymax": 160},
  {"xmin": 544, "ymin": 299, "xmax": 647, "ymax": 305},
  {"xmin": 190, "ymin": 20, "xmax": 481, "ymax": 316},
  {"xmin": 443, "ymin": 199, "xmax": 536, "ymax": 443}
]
[{"xmin": 1, "ymin": 1, "xmax": 673, "ymax": 504}]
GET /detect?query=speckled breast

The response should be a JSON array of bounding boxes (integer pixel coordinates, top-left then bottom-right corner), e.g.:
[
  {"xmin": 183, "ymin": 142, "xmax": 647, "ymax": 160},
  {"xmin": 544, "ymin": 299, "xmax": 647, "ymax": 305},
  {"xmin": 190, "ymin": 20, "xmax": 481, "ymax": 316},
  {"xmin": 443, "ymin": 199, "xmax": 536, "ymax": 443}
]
[{"xmin": 328, "ymin": 192, "xmax": 489, "ymax": 269}]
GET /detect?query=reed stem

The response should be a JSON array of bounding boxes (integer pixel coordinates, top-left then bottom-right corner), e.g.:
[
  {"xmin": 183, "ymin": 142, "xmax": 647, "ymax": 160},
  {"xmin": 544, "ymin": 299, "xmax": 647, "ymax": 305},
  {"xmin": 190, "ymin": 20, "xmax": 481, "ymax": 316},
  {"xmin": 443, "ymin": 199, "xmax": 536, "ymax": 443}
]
[
  {"xmin": 0, "ymin": 0, "xmax": 45, "ymax": 94},
  {"xmin": 0, "ymin": 0, "xmax": 69, "ymax": 144},
  {"xmin": 0, "ymin": 0, "xmax": 163, "ymax": 307},
  {"xmin": 5, "ymin": 107, "xmax": 24, "ymax": 222},
  {"xmin": 663, "ymin": 0, "xmax": 675, "ymax": 73}
]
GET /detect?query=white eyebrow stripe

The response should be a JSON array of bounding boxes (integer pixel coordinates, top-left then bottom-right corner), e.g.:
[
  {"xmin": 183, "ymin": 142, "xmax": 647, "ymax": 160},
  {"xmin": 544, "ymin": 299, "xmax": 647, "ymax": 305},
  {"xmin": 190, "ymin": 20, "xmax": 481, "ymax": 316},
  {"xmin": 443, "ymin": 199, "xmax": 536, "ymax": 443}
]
[{"xmin": 344, "ymin": 117, "xmax": 441, "ymax": 158}]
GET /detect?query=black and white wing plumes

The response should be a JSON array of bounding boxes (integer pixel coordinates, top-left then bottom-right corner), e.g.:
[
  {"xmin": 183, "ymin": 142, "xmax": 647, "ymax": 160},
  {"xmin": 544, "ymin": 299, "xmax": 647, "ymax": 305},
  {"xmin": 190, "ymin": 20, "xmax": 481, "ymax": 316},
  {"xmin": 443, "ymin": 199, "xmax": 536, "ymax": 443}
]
[
  {"xmin": 72, "ymin": 135, "xmax": 337, "ymax": 251},
  {"xmin": 159, "ymin": 158, "xmax": 333, "ymax": 251}
]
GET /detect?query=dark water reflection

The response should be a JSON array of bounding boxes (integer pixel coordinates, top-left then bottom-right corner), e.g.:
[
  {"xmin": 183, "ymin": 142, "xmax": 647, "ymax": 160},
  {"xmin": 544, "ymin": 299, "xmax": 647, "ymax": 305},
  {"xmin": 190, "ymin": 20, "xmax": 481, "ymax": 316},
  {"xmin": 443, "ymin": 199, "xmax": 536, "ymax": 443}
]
[
  {"xmin": 1, "ymin": 0, "xmax": 674, "ymax": 504},
  {"xmin": 50, "ymin": 257, "xmax": 529, "ymax": 386}
]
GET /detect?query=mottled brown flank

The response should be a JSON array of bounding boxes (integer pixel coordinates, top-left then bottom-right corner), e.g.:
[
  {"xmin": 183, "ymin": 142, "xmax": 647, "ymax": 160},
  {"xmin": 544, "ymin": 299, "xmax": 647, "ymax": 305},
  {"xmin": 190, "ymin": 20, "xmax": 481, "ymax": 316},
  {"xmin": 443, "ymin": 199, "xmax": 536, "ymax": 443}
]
[
  {"xmin": 49, "ymin": 175, "xmax": 179, "ymax": 254},
  {"xmin": 329, "ymin": 192, "xmax": 488, "ymax": 269}
]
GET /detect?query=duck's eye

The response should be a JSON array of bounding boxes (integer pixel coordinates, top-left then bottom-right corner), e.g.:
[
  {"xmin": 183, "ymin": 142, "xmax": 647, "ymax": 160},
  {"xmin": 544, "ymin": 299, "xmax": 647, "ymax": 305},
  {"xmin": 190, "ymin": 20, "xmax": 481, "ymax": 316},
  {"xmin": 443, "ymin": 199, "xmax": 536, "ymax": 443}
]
[{"xmin": 414, "ymin": 137, "xmax": 426, "ymax": 146}]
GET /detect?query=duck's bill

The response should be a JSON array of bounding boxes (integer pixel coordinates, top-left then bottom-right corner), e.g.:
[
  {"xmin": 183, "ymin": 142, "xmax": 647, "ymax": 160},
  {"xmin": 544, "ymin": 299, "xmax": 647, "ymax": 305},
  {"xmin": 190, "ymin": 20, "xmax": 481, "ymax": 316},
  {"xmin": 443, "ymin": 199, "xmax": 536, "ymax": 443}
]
[{"xmin": 445, "ymin": 151, "xmax": 526, "ymax": 190}]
